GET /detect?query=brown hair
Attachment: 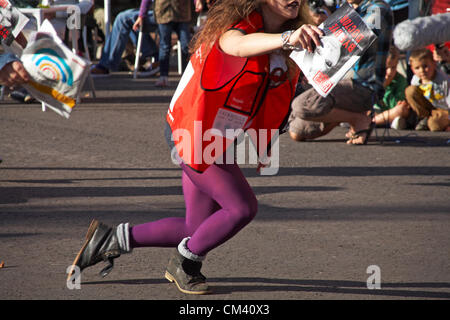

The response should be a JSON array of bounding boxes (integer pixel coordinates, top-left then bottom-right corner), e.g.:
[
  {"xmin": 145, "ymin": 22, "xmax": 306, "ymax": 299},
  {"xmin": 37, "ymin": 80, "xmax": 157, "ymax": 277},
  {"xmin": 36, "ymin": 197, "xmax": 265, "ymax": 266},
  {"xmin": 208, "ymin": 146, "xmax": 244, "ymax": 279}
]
[
  {"xmin": 409, "ymin": 48, "xmax": 434, "ymax": 64},
  {"xmin": 190, "ymin": 0, "xmax": 312, "ymax": 53}
]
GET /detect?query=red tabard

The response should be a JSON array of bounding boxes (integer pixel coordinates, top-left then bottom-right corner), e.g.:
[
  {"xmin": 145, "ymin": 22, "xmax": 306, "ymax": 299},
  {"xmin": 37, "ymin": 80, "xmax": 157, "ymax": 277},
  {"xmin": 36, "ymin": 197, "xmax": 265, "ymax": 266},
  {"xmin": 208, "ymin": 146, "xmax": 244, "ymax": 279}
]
[{"xmin": 166, "ymin": 11, "xmax": 299, "ymax": 172}]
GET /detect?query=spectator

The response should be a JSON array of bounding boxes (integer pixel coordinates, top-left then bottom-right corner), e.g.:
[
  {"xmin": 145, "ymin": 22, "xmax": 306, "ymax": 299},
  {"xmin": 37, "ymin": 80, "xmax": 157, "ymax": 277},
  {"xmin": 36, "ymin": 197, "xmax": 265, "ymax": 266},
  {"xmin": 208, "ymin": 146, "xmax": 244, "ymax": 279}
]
[
  {"xmin": 0, "ymin": 53, "xmax": 30, "ymax": 87},
  {"xmin": 91, "ymin": 0, "xmax": 143, "ymax": 68},
  {"xmin": 90, "ymin": 2, "xmax": 159, "ymax": 77},
  {"xmin": 288, "ymin": 0, "xmax": 394, "ymax": 145},
  {"xmin": 405, "ymin": 48, "xmax": 450, "ymax": 131},
  {"xmin": 433, "ymin": 43, "xmax": 450, "ymax": 75},
  {"xmin": 152, "ymin": 0, "xmax": 193, "ymax": 87},
  {"xmin": 195, "ymin": 0, "xmax": 217, "ymax": 13},
  {"xmin": 306, "ymin": 0, "xmax": 331, "ymax": 26},
  {"xmin": 93, "ymin": 0, "xmax": 141, "ymax": 36},
  {"xmin": 383, "ymin": 0, "xmax": 409, "ymax": 24},
  {"xmin": 0, "ymin": 6, "xmax": 34, "ymax": 102},
  {"xmin": 373, "ymin": 46, "xmax": 413, "ymax": 130},
  {"xmin": 0, "ymin": 53, "xmax": 31, "ymax": 162}
]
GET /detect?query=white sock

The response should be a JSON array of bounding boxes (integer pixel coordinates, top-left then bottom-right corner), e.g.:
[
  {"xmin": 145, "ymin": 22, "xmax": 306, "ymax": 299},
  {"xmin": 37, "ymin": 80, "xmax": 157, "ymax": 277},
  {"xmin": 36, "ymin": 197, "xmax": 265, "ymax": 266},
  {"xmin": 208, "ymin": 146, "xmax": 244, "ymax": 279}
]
[
  {"xmin": 116, "ymin": 223, "xmax": 132, "ymax": 254},
  {"xmin": 178, "ymin": 237, "xmax": 205, "ymax": 262}
]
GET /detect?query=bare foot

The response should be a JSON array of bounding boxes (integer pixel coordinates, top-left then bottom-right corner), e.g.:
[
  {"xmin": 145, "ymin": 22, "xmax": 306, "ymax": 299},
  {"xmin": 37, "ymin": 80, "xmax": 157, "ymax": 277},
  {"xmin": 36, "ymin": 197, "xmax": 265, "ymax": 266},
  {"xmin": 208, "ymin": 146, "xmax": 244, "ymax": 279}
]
[{"xmin": 346, "ymin": 113, "xmax": 374, "ymax": 145}]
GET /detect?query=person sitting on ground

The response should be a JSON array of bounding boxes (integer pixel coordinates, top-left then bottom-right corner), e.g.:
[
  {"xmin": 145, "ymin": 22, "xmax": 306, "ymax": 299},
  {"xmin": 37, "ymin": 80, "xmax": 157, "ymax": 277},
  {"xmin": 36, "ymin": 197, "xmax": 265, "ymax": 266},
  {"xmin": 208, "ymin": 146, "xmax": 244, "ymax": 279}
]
[
  {"xmin": 372, "ymin": 45, "xmax": 414, "ymax": 130},
  {"xmin": 405, "ymin": 47, "xmax": 450, "ymax": 131},
  {"xmin": 90, "ymin": 1, "xmax": 159, "ymax": 77},
  {"xmin": 288, "ymin": 0, "xmax": 394, "ymax": 145}
]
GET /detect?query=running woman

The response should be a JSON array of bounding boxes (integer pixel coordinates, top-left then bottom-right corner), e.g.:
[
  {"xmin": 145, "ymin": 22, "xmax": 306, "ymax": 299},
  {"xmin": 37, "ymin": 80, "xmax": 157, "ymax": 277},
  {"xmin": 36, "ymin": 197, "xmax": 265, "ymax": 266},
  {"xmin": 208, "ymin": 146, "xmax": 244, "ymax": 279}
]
[{"xmin": 68, "ymin": 0, "xmax": 323, "ymax": 295}]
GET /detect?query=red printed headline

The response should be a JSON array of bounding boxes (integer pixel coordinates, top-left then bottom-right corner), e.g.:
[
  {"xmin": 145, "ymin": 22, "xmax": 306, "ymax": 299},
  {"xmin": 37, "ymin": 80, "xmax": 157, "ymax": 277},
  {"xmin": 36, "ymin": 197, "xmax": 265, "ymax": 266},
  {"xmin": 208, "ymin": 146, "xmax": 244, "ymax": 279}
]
[{"xmin": 328, "ymin": 14, "xmax": 365, "ymax": 53}]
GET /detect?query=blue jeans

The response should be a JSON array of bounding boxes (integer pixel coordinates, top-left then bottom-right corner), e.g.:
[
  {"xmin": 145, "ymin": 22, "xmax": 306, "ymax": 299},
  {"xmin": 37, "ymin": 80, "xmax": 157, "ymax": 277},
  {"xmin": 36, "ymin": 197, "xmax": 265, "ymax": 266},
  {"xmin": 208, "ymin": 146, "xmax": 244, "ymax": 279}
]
[
  {"xmin": 99, "ymin": 9, "xmax": 158, "ymax": 71},
  {"xmin": 158, "ymin": 22, "xmax": 191, "ymax": 77}
]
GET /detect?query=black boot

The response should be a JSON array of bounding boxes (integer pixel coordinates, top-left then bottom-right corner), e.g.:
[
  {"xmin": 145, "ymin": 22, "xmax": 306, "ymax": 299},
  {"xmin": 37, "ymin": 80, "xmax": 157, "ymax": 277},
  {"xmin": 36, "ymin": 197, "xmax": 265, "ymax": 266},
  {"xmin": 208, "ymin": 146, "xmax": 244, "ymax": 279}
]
[
  {"xmin": 67, "ymin": 220, "xmax": 126, "ymax": 280},
  {"xmin": 165, "ymin": 238, "xmax": 210, "ymax": 295}
]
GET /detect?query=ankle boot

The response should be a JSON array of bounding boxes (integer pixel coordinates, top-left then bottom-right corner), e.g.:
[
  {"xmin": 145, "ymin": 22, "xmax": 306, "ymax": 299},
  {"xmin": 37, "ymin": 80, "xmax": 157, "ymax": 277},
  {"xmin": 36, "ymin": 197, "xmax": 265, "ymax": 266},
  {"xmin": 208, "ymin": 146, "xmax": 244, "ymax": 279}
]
[
  {"xmin": 164, "ymin": 238, "xmax": 210, "ymax": 295},
  {"xmin": 67, "ymin": 220, "xmax": 131, "ymax": 280}
]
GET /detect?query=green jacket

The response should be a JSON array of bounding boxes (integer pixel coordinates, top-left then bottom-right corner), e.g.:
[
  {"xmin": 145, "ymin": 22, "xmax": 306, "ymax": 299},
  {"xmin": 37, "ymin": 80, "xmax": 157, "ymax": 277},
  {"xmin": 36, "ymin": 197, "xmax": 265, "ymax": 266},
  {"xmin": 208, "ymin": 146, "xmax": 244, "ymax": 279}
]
[{"xmin": 375, "ymin": 72, "xmax": 408, "ymax": 111}]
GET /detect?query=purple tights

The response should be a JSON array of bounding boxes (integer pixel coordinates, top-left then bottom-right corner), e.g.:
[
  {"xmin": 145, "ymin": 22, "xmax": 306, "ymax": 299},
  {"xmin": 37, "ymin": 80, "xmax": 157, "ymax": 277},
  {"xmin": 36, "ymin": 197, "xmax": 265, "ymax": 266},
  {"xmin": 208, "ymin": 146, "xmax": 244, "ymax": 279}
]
[{"xmin": 129, "ymin": 162, "xmax": 258, "ymax": 256}]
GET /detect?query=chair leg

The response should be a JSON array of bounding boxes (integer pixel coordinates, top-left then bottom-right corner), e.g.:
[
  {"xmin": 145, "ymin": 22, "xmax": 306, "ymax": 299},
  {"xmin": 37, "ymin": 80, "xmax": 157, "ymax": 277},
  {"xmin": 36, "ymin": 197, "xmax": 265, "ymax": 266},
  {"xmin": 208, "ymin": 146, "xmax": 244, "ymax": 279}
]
[
  {"xmin": 82, "ymin": 25, "xmax": 96, "ymax": 98},
  {"xmin": 133, "ymin": 28, "xmax": 144, "ymax": 79},
  {"xmin": 177, "ymin": 40, "xmax": 182, "ymax": 75},
  {"xmin": 70, "ymin": 28, "xmax": 84, "ymax": 103}
]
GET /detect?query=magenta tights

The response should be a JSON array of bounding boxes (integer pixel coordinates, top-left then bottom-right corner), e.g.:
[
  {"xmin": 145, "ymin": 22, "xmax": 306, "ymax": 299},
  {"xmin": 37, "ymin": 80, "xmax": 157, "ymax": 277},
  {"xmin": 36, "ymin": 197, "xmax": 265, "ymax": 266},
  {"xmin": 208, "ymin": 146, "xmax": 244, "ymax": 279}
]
[{"xmin": 129, "ymin": 162, "xmax": 258, "ymax": 256}]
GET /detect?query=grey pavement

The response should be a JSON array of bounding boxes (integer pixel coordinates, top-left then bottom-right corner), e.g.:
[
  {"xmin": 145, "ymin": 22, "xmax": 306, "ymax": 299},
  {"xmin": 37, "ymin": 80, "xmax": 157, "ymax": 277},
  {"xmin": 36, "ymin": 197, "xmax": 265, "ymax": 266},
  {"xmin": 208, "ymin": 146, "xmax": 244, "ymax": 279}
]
[{"xmin": 0, "ymin": 72, "xmax": 449, "ymax": 301}]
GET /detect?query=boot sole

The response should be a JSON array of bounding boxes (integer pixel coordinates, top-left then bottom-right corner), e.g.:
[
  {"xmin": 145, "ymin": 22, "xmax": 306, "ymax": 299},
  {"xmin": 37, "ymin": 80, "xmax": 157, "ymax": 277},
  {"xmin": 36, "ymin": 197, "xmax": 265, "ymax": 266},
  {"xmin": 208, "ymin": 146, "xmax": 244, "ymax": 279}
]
[
  {"xmin": 164, "ymin": 271, "xmax": 211, "ymax": 295},
  {"xmin": 66, "ymin": 219, "xmax": 99, "ymax": 282}
]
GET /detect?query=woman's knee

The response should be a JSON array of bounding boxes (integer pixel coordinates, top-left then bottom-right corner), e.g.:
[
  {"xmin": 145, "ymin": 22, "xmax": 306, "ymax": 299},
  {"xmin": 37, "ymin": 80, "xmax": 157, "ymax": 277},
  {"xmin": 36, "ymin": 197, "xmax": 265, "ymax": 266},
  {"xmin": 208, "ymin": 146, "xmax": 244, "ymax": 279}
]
[{"xmin": 229, "ymin": 197, "xmax": 258, "ymax": 225}]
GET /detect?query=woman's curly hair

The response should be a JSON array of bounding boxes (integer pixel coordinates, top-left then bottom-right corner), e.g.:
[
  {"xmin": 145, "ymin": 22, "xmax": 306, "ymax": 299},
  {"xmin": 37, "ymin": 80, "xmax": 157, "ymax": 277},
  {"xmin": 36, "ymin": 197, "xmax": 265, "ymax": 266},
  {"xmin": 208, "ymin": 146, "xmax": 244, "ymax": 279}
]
[{"xmin": 190, "ymin": 0, "xmax": 313, "ymax": 53}]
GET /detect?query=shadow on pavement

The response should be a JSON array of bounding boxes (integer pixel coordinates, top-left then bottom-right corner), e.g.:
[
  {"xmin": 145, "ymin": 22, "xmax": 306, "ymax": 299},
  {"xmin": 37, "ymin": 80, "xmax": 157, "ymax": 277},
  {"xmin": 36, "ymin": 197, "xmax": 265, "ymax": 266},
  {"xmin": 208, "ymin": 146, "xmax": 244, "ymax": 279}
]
[
  {"xmin": 2, "ymin": 165, "xmax": 448, "ymax": 177},
  {"xmin": 0, "ymin": 185, "xmax": 342, "ymax": 205},
  {"xmin": 81, "ymin": 277, "xmax": 450, "ymax": 299}
]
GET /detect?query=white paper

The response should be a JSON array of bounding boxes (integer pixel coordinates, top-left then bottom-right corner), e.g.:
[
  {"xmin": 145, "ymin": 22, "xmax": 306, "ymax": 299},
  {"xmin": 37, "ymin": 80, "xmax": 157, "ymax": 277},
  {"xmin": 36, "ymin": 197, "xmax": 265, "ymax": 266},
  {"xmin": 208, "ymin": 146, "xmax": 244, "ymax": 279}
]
[
  {"xmin": 0, "ymin": 0, "xmax": 29, "ymax": 46},
  {"xmin": 290, "ymin": 3, "xmax": 376, "ymax": 97},
  {"xmin": 20, "ymin": 20, "xmax": 90, "ymax": 118}
]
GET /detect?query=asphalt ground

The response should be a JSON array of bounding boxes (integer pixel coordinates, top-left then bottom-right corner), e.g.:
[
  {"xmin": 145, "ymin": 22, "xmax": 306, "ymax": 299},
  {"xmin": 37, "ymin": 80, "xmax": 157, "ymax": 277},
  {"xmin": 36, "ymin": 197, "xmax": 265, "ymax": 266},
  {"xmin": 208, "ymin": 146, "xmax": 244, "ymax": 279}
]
[{"xmin": 0, "ymin": 71, "xmax": 449, "ymax": 304}]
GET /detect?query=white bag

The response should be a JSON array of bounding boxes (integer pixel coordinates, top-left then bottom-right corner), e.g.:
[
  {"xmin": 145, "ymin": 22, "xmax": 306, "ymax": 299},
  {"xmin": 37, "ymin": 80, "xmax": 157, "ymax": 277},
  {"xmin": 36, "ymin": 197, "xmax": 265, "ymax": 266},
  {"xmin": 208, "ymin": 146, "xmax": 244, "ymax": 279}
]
[{"xmin": 21, "ymin": 20, "xmax": 90, "ymax": 118}]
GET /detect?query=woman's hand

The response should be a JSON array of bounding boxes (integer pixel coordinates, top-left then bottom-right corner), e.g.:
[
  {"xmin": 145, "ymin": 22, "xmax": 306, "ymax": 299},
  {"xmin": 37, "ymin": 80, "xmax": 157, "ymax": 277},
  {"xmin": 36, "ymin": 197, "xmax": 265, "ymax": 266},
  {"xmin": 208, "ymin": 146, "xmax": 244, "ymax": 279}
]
[
  {"xmin": 132, "ymin": 16, "xmax": 143, "ymax": 32},
  {"xmin": 290, "ymin": 24, "xmax": 324, "ymax": 53}
]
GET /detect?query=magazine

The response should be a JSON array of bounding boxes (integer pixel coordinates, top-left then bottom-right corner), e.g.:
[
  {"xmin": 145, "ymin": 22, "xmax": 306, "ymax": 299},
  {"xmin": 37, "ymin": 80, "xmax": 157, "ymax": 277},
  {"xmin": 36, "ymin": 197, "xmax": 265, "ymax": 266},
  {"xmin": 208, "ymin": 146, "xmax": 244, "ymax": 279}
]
[
  {"xmin": 0, "ymin": 0, "xmax": 29, "ymax": 46},
  {"xmin": 20, "ymin": 20, "xmax": 90, "ymax": 118},
  {"xmin": 290, "ymin": 2, "xmax": 377, "ymax": 97}
]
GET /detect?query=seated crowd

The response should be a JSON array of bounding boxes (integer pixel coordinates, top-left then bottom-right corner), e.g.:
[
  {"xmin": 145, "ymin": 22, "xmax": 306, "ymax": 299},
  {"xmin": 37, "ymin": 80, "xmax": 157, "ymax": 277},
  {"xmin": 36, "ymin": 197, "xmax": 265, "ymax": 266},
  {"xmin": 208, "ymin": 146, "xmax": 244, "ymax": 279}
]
[{"xmin": 1, "ymin": 0, "xmax": 449, "ymax": 134}]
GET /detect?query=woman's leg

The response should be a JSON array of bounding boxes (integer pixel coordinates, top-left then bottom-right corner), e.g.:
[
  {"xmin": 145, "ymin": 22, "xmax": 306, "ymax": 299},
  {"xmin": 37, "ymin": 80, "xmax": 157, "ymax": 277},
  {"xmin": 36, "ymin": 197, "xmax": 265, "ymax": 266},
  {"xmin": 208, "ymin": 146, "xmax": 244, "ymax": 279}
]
[
  {"xmin": 130, "ymin": 170, "xmax": 219, "ymax": 247},
  {"xmin": 182, "ymin": 162, "xmax": 258, "ymax": 256},
  {"xmin": 130, "ymin": 162, "xmax": 257, "ymax": 256}
]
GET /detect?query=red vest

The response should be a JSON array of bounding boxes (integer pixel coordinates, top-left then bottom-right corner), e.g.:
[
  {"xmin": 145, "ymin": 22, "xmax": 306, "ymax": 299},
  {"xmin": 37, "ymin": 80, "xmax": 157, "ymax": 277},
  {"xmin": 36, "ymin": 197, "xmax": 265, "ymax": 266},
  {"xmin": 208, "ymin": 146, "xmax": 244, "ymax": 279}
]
[{"xmin": 167, "ymin": 11, "xmax": 299, "ymax": 172}]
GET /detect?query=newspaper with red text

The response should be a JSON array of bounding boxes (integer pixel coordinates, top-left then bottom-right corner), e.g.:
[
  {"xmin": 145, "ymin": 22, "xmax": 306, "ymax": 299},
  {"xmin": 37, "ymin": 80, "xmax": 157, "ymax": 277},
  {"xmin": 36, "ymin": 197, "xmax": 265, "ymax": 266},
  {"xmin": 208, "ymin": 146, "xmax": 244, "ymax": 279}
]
[
  {"xmin": 290, "ymin": 2, "xmax": 377, "ymax": 97},
  {"xmin": 0, "ymin": 0, "xmax": 29, "ymax": 46}
]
